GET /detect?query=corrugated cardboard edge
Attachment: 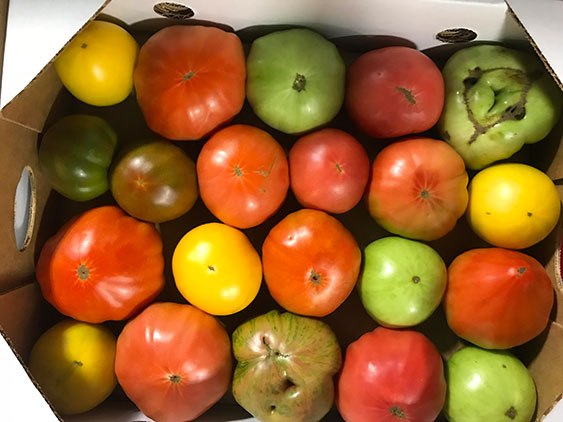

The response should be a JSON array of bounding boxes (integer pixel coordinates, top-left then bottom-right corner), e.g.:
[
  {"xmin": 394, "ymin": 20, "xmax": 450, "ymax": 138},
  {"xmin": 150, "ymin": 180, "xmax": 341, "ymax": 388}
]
[
  {"xmin": 0, "ymin": 0, "xmax": 112, "ymax": 132},
  {"xmin": 0, "ymin": 326, "xmax": 62, "ymax": 421},
  {"xmin": 541, "ymin": 394, "xmax": 563, "ymax": 421},
  {"xmin": 504, "ymin": 2, "xmax": 563, "ymax": 91}
]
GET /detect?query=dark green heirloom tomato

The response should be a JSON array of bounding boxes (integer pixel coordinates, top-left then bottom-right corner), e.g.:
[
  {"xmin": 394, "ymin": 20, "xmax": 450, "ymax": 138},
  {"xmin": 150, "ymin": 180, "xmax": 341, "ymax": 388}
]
[
  {"xmin": 246, "ymin": 28, "xmax": 346, "ymax": 134},
  {"xmin": 110, "ymin": 139, "xmax": 198, "ymax": 223},
  {"xmin": 39, "ymin": 115, "xmax": 118, "ymax": 201},
  {"xmin": 438, "ymin": 44, "xmax": 562, "ymax": 170},
  {"xmin": 444, "ymin": 347, "xmax": 536, "ymax": 422},
  {"xmin": 232, "ymin": 310, "xmax": 341, "ymax": 422}
]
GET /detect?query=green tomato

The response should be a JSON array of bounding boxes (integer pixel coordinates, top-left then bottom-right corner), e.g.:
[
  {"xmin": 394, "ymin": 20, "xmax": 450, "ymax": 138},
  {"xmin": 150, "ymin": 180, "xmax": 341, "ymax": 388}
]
[
  {"xmin": 232, "ymin": 310, "xmax": 341, "ymax": 422},
  {"xmin": 445, "ymin": 347, "xmax": 536, "ymax": 422},
  {"xmin": 39, "ymin": 115, "xmax": 118, "ymax": 201},
  {"xmin": 358, "ymin": 236, "xmax": 447, "ymax": 327},
  {"xmin": 438, "ymin": 44, "xmax": 562, "ymax": 170},
  {"xmin": 246, "ymin": 28, "xmax": 345, "ymax": 134}
]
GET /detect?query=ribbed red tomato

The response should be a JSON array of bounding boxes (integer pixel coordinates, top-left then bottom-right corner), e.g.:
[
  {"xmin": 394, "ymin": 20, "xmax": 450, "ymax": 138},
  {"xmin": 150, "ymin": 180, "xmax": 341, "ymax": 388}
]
[
  {"xmin": 337, "ymin": 327, "xmax": 446, "ymax": 422},
  {"xmin": 36, "ymin": 206, "xmax": 164, "ymax": 323},
  {"xmin": 366, "ymin": 137, "xmax": 468, "ymax": 241},
  {"xmin": 134, "ymin": 25, "xmax": 246, "ymax": 140},
  {"xmin": 197, "ymin": 124, "xmax": 289, "ymax": 229},
  {"xmin": 115, "ymin": 302, "xmax": 232, "ymax": 422},
  {"xmin": 262, "ymin": 209, "xmax": 361, "ymax": 316},
  {"xmin": 444, "ymin": 248, "xmax": 554, "ymax": 349}
]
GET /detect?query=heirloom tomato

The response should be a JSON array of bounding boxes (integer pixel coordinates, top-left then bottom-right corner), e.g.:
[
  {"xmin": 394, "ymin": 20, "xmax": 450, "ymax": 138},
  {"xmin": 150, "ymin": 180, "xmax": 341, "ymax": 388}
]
[
  {"xmin": 367, "ymin": 137, "xmax": 468, "ymax": 241},
  {"xmin": 197, "ymin": 124, "xmax": 289, "ymax": 229},
  {"xmin": 262, "ymin": 209, "xmax": 361, "ymax": 317},
  {"xmin": 444, "ymin": 248, "xmax": 554, "ymax": 349},
  {"xmin": 289, "ymin": 128, "xmax": 370, "ymax": 214},
  {"xmin": 36, "ymin": 206, "xmax": 164, "ymax": 323},
  {"xmin": 134, "ymin": 25, "xmax": 246, "ymax": 140},
  {"xmin": 115, "ymin": 302, "xmax": 232, "ymax": 422},
  {"xmin": 337, "ymin": 327, "xmax": 446, "ymax": 422}
]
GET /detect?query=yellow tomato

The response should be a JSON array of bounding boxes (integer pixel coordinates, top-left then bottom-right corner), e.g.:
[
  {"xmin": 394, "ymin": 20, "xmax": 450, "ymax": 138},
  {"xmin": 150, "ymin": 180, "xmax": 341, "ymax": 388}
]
[
  {"xmin": 55, "ymin": 20, "xmax": 138, "ymax": 106},
  {"xmin": 28, "ymin": 320, "xmax": 117, "ymax": 415},
  {"xmin": 467, "ymin": 163, "xmax": 561, "ymax": 249},
  {"xmin": 172, "ymin": 222, "xmax": 262, "ymax": 315}
]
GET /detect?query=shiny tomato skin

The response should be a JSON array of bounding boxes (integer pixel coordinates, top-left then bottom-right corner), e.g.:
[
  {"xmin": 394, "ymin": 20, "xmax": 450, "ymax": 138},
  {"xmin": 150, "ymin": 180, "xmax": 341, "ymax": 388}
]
[
  {"xmin": 337, "ymin": 327, "xmax": 446, "ymax": 422},
  {"xmin": 444, "ymin": 248, "xmax": 554, "ymax": 349},
  {"xmin": 36, "ymin": 206, "xmax": 164, "ymax": 323},
  {"xmin": 115, "ymin": 302, "xmax": 232, "ymax": 422},
  {"xmin": 289, "ymin": 128, "xmax": 370, "ymax": 214},
  {"xmin": 346, "ymin": 46, "xmax": 444, "ymax": 138},
  {"xmin": 197, "ymin": 124, "xmax": 289, "ymax": 229},
  {"xmin": 262, "ymin": 209, "xmax": 361, "ymax": 317},
  {"xmin": 134, "ymin": 25, "xmax": 246, "ymax": 141},
  {"xmin": 367, "ymin": 137, "xmax": 468, "ymax": 241}
]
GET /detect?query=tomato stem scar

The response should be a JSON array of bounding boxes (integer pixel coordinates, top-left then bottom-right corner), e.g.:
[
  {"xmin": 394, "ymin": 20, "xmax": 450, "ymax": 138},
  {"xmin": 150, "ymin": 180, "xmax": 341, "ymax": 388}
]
[
  {"xmin": 73, "ymin": 360, "xmax": 83, "ymax": 367},
  {"xmin": 390, "ymin": 405, "xmax": 406, "ymax": 419},
  {"xmin": 183, "ymin": 71, "xmax": 196, "ymax": 81},
  {"xmin": 517, "ymin": 267, "xmax": 526, "ymax": 275},
  {"xmin": 234, "ymin": 165, "xmax": 243, "ymax": 177},
  {"xmin": 77, "ymin": 265, "xmax": 90, "ymax": 281},
  {"xmin": 81, "ymin": 43, "xmax": 87, "ymax": 49},
  {"xmin": 420, "ymin": 189, "xmax": 430, "ymax": 199},
  {"xmin": 169, "ymin": 374, "xmax": 182, "ymax": 384},
  {"xmin": 310, "ymin": 269, "xmax": 322, "ymax": 285},
  {"xmin": 293, "ymin": 73, "xmax": 306, "ymax": 92},
  {"xmin": 396, "ymin": 86, "xmax": 416, "ymax": 105},
  {"xmin": 412, "ymin": 276, "xmax": 420, "ymax": 284},
  {"xmin": 505, "ymin": 406, "xmax": 517, "ymax": 420},
  {"xmin": 335, "ymin": 163, "xmax": 343, "ymax": 173}
]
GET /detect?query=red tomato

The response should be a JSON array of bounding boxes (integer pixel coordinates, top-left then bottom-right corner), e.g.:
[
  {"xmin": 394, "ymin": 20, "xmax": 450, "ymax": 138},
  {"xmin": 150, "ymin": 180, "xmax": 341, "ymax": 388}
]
[
  {"xmin": 367, "ymin": 137, "xmax": 468, "ymax": 241},
  {"xmin": 134, "ymin": 25, "xmax": 246, "ymax": 140},
  {"xmin": 36, "ymin": 206, "xmax": 164, "ymax": 323},
  {"xmin": 115, "ymin": 302, "xmax": 232, "ymax": 422},
  {"xmin": 197, "ymin": 124, "xmax": 289, "ymax": 229},
  {"xmin": 289, "ymin": 128, "xmax": 370, "ymax": 214},
  {"xmin": 444, "ymin": 248, "xmax": 554, "ymax": 349},
  {"xmin": 262, "ymin": 209, "xmax": 361, "ymax": 317},
  {"xmin": 346, "ymin": 46, "xmax": 444, "ymax": 138},
  {"xmin": 337, "ymin": 327, "xmax": 446, "ymax": 422}
]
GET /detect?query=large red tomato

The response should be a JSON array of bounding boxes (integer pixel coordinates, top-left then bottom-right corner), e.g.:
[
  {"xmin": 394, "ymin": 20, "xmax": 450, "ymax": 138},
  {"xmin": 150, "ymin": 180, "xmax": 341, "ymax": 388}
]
[
  {"xmin": 337, "ymin": 327, "xmax": 446, "ymax": 422},
  {"xmin": 346, "ymin": 46, "xmax": 444, "ymax": 138},
  {"xmin": 289, "ymin": 128, "xmax": 370, "ymax": 214},
  {"xmin": 444, "ymin": 248, "xmax": 554, "ymax": 349},
  {"xmin": 367, "ymin": 137, "xmax": 468, "ymax": 241},
  {"xmin": 36, "ymin": 206, "xmax": 164, "ymax": 323},
  {"xmin": 262, "ymin": 209, "xmax": 361, "ymax": 317},
  {"xmin": 197, "ymin": 124, "xmax": 289, "ymax": 229},
  {"xmin": 134, "ymin": 25, "xmax": 245, "ymax": 140},
  {"xmin": 115, "ymin": 302, "xmax": 232, "ymax": 422}
]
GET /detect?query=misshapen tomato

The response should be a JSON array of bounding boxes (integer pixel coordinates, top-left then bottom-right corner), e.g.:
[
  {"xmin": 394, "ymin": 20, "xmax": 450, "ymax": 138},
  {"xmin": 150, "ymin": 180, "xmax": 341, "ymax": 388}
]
[
  {"xmin": 444, "ymin": 248, "xmax": 554, "ymax": 349},
  {"xmin": 134, "ymin": 26, "xmax": 246, "ymax": 140},
  {"xmin": 289, "ymin": 128, "xmax": 370, "ymax": 214},
  {"xmin": 346, "ymin": 46, "xmax": 444, "ymax": 138},
  {"xmin": 36, "ymin": 206, "xmax": 164, "ymax": 323},
  {"xmin": 367, "ymin": 137, "xmax": 468, "ymax": 241},
  {"xmin": 337, "ymin": 327, "xmax": 446, "ymax": 422},
  {"xmin": 115, "ymin": 302, "xmax": 232, "ymax": 422},
  {"xmin": 197, "ymin": 124, "xmax": 289, "ymax": 229},
  {"xmin": 262, "ymin": 209, "xmax": 361, "ymax": 317}
]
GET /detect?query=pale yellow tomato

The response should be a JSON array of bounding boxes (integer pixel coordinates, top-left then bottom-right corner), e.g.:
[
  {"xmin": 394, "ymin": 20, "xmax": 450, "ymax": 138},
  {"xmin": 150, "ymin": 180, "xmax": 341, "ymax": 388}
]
[
  {"xmin": 467, "ymin": 163, "xmax": 561, "ymax": 249},
  {"xmin": 28, "ymin": 320, "xmax": 117, "ymax": 415},
  {"xmin": 55, "ymin": 20, "xmax": 138, "ymax": 106},
  {"xmin": 172, "ymin": 222, "xmax": 262, "ymax": 315}
]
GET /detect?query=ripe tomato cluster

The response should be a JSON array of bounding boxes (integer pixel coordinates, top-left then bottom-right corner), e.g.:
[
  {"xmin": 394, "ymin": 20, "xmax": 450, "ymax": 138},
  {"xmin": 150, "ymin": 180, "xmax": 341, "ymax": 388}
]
[{"xmin": 29, "ymin": 19, "xmax": 562, "ymax": 422}]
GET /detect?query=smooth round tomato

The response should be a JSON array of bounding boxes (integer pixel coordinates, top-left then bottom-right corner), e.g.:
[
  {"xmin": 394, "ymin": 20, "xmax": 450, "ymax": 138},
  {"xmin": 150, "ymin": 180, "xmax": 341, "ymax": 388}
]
[
  {"xmin": 346, "ymin": 46, "xmax": 444, "ymax": 138},
  {"xmin": 262, "ymin": 209, "xmax": 361, "ymax": 317},
  {"xmin": 172, "ymin": 223, "xmax": 262, "ymax": 315},
  {"xmin": 36, "ymin": 206, "xmax": 164, "ymax": 323},
  {"xmin": 467, "ymin": 163, "xmax": 561, "ymax": 249},
  {"xmin": 444, "ymin": 248, "xmax": 554, "ymax": 349},
  {"xmin": 197, "ymin": 124, "xmax": 289, "ymax": 229},
  {"xmin": 289, "ymin": 128, "xmax": 370, "ymax": 214},
  {"xmin": 134, "ymin": 25, "xmax": 246, "ymax": 140},
  {"xmin": 29, "ymin": 320, "xmax": 116, "ymax": 415},
  {"xmin": 337, "ymin": 327, "xmax": 446, "ymax": 422},
  {"xmin": 367, "ymin": 137, "xmax": 469, "ymax": 241},
  {"xmin": 55, "ymin": 20, "xmax": 138, "ymax": 106},
  {"xmin": 115, "ymin": 302, "xmax": 232, "ymax": 422},
  {"xmin": 110, "ymin": 139, "xmax": 198, "ymax": 223}
]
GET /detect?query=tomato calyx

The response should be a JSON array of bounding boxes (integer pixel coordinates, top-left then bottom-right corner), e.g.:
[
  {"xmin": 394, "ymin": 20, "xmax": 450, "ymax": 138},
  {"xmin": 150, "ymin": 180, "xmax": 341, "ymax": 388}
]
[
  {"xmin": 390, "ymin": 405, "xmax": 406, "ymax": 419},
  {"xmin": 309, "ymin": 269, "xmax": 322, "ymax": 285},
  {"xmin": 77, "ymin": 265, "xmax": 90, "ymax": 281},
  {"xmin": 396, "ymin": 86, "xmax": 416, "ymax": 105},
  {"xmin": 262, "ymin": 336, "xmax": 288, "ymax": 359},
  {"xmin": 505, "ymin": 406, "xmax": 517, "ymax": 419},
  {"xmin": 168, "ymin": 374, "xmax": 182, "ymax": 384},
  {"xmin": 292, "ymin": 73, "xmax": 306, "ymax": 92}
]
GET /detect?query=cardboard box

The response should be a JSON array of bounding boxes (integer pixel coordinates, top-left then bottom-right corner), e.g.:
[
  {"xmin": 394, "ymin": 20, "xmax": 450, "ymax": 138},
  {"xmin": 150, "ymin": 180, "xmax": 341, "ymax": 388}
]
[{"xmin": 1, "ymin": 0, "xmax": 562, "ymax": 421}]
